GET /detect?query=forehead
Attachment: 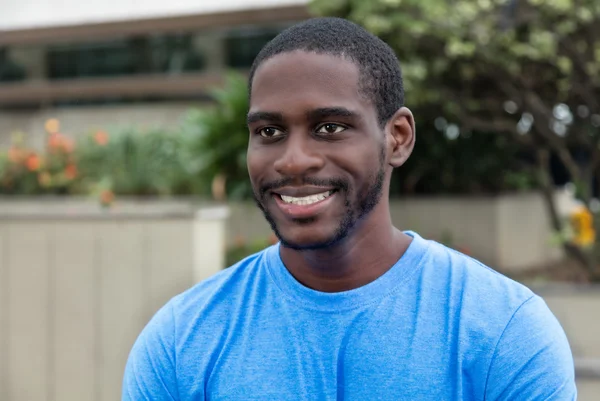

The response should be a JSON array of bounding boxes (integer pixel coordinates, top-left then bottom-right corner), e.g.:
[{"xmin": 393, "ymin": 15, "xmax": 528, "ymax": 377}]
[{"xmin": 250, "ymin": 51, "xmax": 372, "ymax": 116}]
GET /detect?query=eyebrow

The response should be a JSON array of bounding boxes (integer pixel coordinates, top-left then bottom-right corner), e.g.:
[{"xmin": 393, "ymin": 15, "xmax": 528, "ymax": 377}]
[
  {"xmin": 246, "ymin": 107, "xmax": 359, "ymax": 125},
  {"xmin": 307, "ymin": 107, "xmax": 359, "ymax": 121},
  {"xmin": 247, "ymin": 111, "xmax": 284, "ymax": 125}
]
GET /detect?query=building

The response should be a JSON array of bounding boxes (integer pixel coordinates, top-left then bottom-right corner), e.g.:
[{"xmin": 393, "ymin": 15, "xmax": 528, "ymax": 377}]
[{"xmin": 0, "ymin": 0, "xmax": 310, "ymax": 147}]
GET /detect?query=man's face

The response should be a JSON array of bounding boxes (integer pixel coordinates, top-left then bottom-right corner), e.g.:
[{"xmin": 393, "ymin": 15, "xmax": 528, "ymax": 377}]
[{"xmin": 247, "ymin": 51, "xmax": 388, "ymax": 250}]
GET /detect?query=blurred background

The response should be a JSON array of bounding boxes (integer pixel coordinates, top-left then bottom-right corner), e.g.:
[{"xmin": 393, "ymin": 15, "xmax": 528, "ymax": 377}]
[{"xmin": 0, "ymin": 0, "xmax": 599, "ymax": 399}]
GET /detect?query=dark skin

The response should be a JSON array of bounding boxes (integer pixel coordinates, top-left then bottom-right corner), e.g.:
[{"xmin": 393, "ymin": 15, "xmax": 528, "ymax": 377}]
[{"xmin": 247, "ymin": 50, "xmax": 416, "ymax": 293}]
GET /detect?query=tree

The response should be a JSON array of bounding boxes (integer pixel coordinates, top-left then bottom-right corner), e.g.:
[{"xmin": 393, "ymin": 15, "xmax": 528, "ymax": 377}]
[
  {"xmin": 392, "ymin": 106, "xmax": 537, "ymax": 196},
  {"xmin": 311, "ymin": 0, "xmax": 600, "ymax": 279}
]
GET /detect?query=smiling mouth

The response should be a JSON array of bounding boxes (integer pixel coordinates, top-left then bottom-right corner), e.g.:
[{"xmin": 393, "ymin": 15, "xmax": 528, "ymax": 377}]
[{"xmin": 277, "ymin": 190, "xmax": 335, "ymax": 206}]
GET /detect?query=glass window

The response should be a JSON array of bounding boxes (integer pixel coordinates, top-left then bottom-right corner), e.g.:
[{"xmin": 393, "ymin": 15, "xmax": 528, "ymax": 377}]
[
  {"xmin": 46, "ymin": 34, "xmax": 206, "ymax": 79},
  {"xmin": 224, "ymin": 27, "xmax": 282, "ymax": 68},
  {"xmin": 0, "ymin": 47, "xmax": 27, "ymax": 82}
]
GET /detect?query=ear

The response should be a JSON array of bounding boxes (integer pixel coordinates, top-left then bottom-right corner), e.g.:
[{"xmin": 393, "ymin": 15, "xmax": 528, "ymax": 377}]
[{"xmin": 385, "ymin": 107, "xmax": 416, "ymax": 168}]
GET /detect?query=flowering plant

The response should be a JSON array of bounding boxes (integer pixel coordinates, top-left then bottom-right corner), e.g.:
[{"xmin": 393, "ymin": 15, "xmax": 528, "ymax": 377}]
[{"xmin": 0, "ymin": 119, "xmax": 77, "ymax": 196}]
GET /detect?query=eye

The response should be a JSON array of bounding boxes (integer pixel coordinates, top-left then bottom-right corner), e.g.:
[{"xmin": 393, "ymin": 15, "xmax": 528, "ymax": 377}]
[
  {"xmin": 316, "ymin": 123, "xmax": 347, "ymax": 135},
  {"xmin": 257, "ymin": 127, "xmax": 284, "ymax": 138}
]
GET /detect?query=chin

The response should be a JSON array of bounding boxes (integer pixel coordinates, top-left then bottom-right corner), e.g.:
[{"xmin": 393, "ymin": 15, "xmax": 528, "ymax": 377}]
[
  {"xmin": 276, "ymin": 226, "xmax": 344, "ymax": 251},
  {"xmin": 279, "ymin": 237, "xmax": 334, "ymax": 251},
  {"xmin": 261, "ymin": 203, "xmax": 353, "ymax": 251}
]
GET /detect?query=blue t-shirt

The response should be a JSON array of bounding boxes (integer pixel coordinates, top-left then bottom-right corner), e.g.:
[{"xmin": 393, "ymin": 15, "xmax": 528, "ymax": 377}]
[{"xmin": 122, "ymin": 232, "xmax": 576, "ymax": 400}]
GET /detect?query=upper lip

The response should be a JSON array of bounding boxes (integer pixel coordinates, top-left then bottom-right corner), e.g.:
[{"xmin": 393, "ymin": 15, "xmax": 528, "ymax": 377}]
[{"xmin": 272, "ymin": 186, "xmax": 336, "ymax": 197}]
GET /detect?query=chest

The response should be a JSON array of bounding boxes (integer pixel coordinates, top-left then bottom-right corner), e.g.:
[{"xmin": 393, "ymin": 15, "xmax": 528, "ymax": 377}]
[{"xmin": 180, "ymin": 310, "xmax": 485, "ymax": 401}]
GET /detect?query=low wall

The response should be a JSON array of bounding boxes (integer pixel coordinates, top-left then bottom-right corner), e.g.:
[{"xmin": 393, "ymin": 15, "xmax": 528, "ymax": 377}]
[
  {"xmin": 535, "ymin": 285, "xmax": 600, "ymax": 400},
  {"xmin": 0, "ymin": 197, "xmax": 596, "ymax": 399},
  {"xmin": 0, "ymin": 198, "xmax": 228, "ymax": 401},
  {"xmin": 227, "ymin": 191, "xmax": 577, "ymax": 272}
]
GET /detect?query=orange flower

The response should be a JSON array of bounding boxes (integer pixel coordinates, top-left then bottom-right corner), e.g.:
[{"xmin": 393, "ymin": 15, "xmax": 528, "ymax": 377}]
[
  {"xmin": 100, "ymin": 190, "xmax": 115, "ymax": 206},
  {"xmin": 8, "ymin": 146, "xmax": 22, "ymax": 163},
  {"xmin": 94, "ymin": 130, "xmax": 109, "ymax": 145},
  {"xmin": 26, "ymin": 154, "xmax": 41, "ymax": 171},
  {"xmin": 47, "ymin": 132, "xmax": 73, "ymax": 153},
  {"xmin": 38, "ymin": 172, "xmax": 52, "ymax": 187},
  {"xmin": 61, "ymin": 138, "xmax": 75, "ymax": 153},
  {"xmin": 64, "ymin": 164, "xmax": 78, "ymax": 180},
  {"xmin": 48, "ymin": 133, "xmax": 63, "ymax": 150}
]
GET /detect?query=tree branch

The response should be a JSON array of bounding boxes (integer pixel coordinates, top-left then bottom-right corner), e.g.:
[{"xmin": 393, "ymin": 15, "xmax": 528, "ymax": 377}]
[
  {"xmin": 522, "ymin": 91, "xmax": 582, "ymax": 182},
  {"xmin": 458, "ymin": 113, "xmax": 534, "ymax": 146},
  {"xmin": 536, "ymin": 147, "xmax": 598, "ymax": 279},
  {"xmin": 536, "ymin": 147, "xmax": 563, "ymax": 232},
  {"xmin": 439, "ymin": 88, "xmax": 533, "ymax": 146}
]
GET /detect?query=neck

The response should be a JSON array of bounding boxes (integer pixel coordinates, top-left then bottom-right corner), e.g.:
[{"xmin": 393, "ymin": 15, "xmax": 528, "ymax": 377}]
[{"xmin": 279, "ymin": 202, "xmax": 412, "ymax": 293}]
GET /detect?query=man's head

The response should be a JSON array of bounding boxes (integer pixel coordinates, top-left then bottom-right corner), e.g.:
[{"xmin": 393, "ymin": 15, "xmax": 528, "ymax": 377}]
[
  {"xmin": 248, "ymin": 17, "xmax": 404, "ymax": 127},
  {"xmin": 246, "ymin": 17, "xmax": 415, "ymax": 251}
]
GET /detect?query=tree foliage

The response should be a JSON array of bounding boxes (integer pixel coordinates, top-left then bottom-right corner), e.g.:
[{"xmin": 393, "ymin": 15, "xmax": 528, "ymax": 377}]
[
  {"xmin": 312, "ymin": 0, "xmax": 600, "ymax": 279},
  {"xmin": 312, "ymin": 0, "xmax": 600, "ymax": 188}
]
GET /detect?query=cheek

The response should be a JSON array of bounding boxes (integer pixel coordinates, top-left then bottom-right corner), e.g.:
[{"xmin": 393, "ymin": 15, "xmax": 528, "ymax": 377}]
[
  {"xmin": 332, "ymin": 145, "xmax": 381, "ymax": 181},
  {"xmin": 246, "ymin": 148, "xmax": 274, "ymax": 190},
  {"xmin": 246, "ymin": 149, "xmax": 262, "ymax": 178}
]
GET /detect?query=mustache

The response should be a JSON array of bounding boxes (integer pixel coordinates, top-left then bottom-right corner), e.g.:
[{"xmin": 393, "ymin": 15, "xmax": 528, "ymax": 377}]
[{"xmin": 259, "ymin": 177, "xmax": 349, "ymax": 197}]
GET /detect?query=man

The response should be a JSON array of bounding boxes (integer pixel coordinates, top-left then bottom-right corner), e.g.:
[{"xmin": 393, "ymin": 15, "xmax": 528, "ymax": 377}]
[{"xmin": 123, "ymin": 17, "xmax": 576, "ymax": 400}]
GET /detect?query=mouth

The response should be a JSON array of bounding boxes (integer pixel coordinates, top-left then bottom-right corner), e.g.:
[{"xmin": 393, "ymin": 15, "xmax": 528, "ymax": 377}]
[
  {"xmin": 272, "ymin": 189, "xmax": 338, "ymax": 219},
  {"xmin": 278, "ymin": 190, "xmax": 335, "ymax": 206}
]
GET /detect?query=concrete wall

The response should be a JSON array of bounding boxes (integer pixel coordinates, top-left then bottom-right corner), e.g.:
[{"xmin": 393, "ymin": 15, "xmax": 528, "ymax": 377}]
[
  {"xmin": 227, "ymin": 191, "xmax": 578, "ymax": 272},
  {"xmin": 0, "ymin": 198, "xmax": 596, "ymax": 400},
  {"xmin": 0, "ymin": 198, "xmax": 228, "ymax": 401}
]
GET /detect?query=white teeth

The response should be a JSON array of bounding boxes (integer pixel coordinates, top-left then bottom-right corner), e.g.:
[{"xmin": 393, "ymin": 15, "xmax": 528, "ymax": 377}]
[{"xmin": 280, "ymin": 191, "xmax": 333, "ymax": 206}]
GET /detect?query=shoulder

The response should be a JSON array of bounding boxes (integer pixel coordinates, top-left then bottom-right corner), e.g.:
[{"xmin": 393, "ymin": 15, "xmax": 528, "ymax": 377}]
[
  {"xmin": 417, "ymin": 237, "xmax": 576, "ymax": 399},
  {"xmin": 419, "ymin": 237, "xmax": 536, "ymax": 312},
  {"xmin": 483, "ymin": 293, "xmax": 576, "ymax": 399},
  {"xmin": 122, "ymin": 247, "xmax": 273, "ymax": 400},
  {"xmin": 169, "ymin": 246, "xmax": 273, "ymax": 324}
]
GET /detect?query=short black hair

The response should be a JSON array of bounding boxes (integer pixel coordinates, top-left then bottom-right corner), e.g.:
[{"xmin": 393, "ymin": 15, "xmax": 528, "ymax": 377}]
[{"xmin": 248, "ymin": 17, "xmax": 404, "ymax": 127}]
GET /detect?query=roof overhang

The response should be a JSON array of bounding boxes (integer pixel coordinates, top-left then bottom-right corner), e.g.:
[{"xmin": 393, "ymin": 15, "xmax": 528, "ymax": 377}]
[{"xmin": 0, "ymin": 0, "xmax": 311, "ymax": 46}]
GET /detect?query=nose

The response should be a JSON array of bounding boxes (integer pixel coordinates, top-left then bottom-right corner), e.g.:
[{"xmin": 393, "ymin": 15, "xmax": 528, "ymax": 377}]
[{"xmin": 273, "ymin": 133, "xmax": 325, "ymax": 177}]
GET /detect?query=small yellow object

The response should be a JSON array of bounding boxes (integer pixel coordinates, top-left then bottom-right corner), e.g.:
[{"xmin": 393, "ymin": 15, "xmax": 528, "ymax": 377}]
[
  {"xmin": 570, "ymin": 206, "xmax": 596, "ymax": 247},
  {"xmin": 44, "ymin": 118, "xmax": 60, "ymax": 134}
]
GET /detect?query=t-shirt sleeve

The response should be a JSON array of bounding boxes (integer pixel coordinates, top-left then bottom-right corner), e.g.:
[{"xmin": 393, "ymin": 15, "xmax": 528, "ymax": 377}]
[
  {"xmin": 122, "ymin": 302, "xmax": 179, "ymax": 401},
  {"xmin": 484, "ymin": 295, "xmax": 577, "ymax": 401}
]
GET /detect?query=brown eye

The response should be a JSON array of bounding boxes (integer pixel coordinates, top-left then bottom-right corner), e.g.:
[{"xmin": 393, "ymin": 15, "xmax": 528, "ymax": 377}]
[
  {"xmin": 316, "ymin": 123, "xmax": 346, "ymax": 135},
  {"xmin": 258, "ymin": 127, "xmax": 284, "ymax": 138}
]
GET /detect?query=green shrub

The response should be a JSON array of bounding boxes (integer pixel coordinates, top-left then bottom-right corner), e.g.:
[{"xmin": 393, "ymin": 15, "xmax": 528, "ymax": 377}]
[
  {"xmin": 179, "ymin": 72, "xmax": 252, "ymax": 200},
  {"xmin": 75, "ymin": 128, "xmax": 192, "ymax": 197},
  {"xmin": 225, "ymin": 236, "xmax": 276, "ymax": 267}
]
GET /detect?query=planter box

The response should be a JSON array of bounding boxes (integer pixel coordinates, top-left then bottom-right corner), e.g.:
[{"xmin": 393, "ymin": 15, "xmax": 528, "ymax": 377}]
[
  {"xmin": 389, "ymin": 191, "xmax": 573, "ymax": 271},
  {"xmin": 0, "ymin": 197, "xmax": 228, "ymax": 401},
  {"xmin": 227, "ymin": 190, "xmax": 578, "ymax": 272}
]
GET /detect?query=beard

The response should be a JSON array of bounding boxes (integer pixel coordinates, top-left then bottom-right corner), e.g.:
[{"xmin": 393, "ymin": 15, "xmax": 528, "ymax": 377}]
[{"xmin": 252, "ymin": 147, "xmax": 386, "ymax": 251}]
